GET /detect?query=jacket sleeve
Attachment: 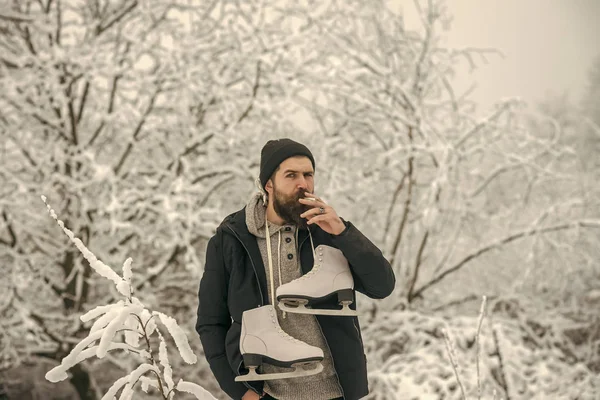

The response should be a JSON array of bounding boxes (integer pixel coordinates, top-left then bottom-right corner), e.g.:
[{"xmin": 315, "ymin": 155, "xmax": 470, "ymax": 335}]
[
  {"xmin": 196, "ymin": 231, "xmax": 249, "ymax": 399},
  {"xmin": 331, "ymin": 220, "xmax": 396, "ymax": 299}
]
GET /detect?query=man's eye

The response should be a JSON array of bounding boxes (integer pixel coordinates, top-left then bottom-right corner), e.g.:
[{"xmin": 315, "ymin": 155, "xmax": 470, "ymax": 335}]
[{"xmin": 287, "ymin": 174, "xmax": 295, "ymax": 178}]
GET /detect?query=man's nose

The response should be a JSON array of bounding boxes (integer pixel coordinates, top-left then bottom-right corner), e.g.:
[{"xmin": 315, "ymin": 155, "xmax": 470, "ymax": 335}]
[{"xmin": 297, "ymin": 176, "xmax": 308, "ymax": 190}]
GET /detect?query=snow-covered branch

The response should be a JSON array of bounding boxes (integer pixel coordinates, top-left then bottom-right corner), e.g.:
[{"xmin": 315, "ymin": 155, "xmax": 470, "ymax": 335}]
[
  {"xmin": 413, "ymin": 219, "xmax": 600, "ymax": 298},
  {"xmin": 42, "ymin": 197, "xmax": 214, "ymax": 399}
]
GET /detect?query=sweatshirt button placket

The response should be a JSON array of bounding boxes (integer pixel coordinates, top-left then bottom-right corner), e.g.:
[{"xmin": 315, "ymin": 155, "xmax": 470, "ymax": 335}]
[{"xmin": 287, "ymin": 253, "xmax": 293, "ymax": 260}]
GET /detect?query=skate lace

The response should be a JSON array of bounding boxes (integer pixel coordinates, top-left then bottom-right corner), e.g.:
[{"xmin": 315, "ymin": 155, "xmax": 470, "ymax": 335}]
[
  {"xmin": 270, "ymin": 314, "xmax": 302, "ymax": 343},
  {"xmin": 299, "ymin": 263, "xmax": 320, "ymax": 280},
  {"xmin": 298, "ymin": 234, "xmax": 322, "ymax": 281}
]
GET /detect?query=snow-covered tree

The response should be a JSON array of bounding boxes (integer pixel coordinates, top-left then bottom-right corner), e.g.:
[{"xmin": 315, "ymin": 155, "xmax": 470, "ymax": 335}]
[
  {"xmin": 267, "ymin": 0, "xmax": 600, "ymax": 397},
  {"xmin": 279, "ymin": 0, "xmax": 600, "ymax": 308},
  {"xmin": 2, "ymin": 0, "xmax": 599, "ymax": 398},
  {"xmin": 41, "ymin": 195, "xmax": 215, "ymax": 399},
  {"xmin": 0, "ymin": 0, "xmax": 315, "ymax": 397}
]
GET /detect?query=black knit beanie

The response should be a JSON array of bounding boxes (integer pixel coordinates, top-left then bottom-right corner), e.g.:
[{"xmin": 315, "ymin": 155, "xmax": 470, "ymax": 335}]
[{"xmin": 259, "ymin": 138, "xmax": 315, "ymax": 189}]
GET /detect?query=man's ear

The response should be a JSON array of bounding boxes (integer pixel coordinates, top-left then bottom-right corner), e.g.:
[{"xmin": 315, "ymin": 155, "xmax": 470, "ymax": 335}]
[{"xmin": 265, "ymin": 179, "xmax": 273, "ymax": 196}]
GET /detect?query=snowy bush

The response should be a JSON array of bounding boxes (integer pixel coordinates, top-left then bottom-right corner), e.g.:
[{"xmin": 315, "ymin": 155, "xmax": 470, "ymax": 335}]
[
  {"xmin": 362, "ymin": 294, "xmax": 600, "ymax": 400},
  {"xmin": 42, "ymin": 195, "xmax": 215, "ymax": 400}
]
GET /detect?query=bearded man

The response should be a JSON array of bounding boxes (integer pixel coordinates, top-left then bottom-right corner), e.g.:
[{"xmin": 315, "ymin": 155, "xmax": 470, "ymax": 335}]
[{"xmin": 196, "ymin": 138, "xmax": 395, "ymax": 400}]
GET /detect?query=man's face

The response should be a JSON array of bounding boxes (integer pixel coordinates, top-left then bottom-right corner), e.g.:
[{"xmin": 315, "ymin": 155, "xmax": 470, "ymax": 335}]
[{"xmin": 267, "ymin": 156, "xmax": 315, "ymax": 228}]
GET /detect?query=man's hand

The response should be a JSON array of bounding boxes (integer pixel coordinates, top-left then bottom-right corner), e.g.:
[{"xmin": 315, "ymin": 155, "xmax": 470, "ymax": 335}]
[
  {"xmin": 242, "ymin": 389, "xmax": 261, "ymax": 399},
  {"xmin": 299, "ymin": 192, "xmax": 346, "ymax": 235}
]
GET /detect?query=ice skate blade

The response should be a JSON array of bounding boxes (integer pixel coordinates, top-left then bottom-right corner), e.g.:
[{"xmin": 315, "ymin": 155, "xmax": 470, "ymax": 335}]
[
  {"xmin": 235, "ymin": 362, "xmax": 323, "ymax": 382},
  {"xmin": 278, "ymin": 301, "xmax": 358, "ymax": 316}
]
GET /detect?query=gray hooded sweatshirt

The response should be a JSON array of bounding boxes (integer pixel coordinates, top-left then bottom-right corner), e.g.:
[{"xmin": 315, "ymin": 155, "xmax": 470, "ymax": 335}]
[{"xmin": 244, "ymin": 192, "xmax": 343, "ymax": 400}]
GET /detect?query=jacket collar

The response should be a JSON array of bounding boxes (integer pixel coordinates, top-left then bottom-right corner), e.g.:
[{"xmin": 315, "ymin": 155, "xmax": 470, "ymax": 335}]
[
  {"xmin": 223, "ymin": 206, "xmax": 317, "ymax": 245},
  {"xmin": 222, "ymin": 206, "xmax": 317, "ymax": 304}
]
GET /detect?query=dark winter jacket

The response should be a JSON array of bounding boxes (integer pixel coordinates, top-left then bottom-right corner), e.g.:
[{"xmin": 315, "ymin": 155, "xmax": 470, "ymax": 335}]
[{"xmin": 195, "ymin": 206, "xmax": 396, "ymax": 400}]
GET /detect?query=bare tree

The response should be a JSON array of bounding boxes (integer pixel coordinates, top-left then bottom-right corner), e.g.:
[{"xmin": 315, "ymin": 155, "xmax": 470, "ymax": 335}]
[
  {"xmin": 282, "ymin": 0, "xmax": 600, "ymax": 309},
  {"xmin": 2, "ymin": 0, "xmax": 599, "ymax": 398},
  {"xmin": 0, "ymin": 0, "xmax": 313, "ymax": 398}
]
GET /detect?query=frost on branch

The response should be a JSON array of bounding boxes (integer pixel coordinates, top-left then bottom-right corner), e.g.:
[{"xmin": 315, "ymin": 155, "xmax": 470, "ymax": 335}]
[
  {"xmin": 158, "ymin": 331, "xmax": 175, "ymax": 391},
  {"xmin": 364, "ymin": 297, "xmax": 599, "ymax": 399},
  {"xmin": 176, "ymin": 379, "xmax": 216, "ymax": 400},
  {"xmin": 42, "ymin": 196, "xmax": 215, "ymax": 399},
  {"xmin": 82, "ymin": 302, "xmax": 125, "ymax": 324},
  {"xmin": 118, "ymin": 258, "xmax": 134, "ymax": 297},
  {"xmin": 97, "ymin": 303, "xmax": 144, "ymax": 358},
  {"xmin": 41, "ymin": 195, "xmax": 130, "ymax": 296},
  {"xmin": 115, "ymin": 363, "xmax": 159, "ymax": 400},
  {"xmin": 124, "ymin": 313, "xmax": 141, "ymax": 348},
  {"xmin": 155, "ymin": 311, "xmax": 197, "ymax": 364},
  {"xmin": 141, "ymin": 308, "xmax": 157, "ymax": 337}
]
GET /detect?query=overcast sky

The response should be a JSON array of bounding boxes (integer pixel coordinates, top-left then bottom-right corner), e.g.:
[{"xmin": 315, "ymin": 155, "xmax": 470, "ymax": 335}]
[{"xmin": 399, "ymin": 0, "xmax": 600, "ymax": 114}]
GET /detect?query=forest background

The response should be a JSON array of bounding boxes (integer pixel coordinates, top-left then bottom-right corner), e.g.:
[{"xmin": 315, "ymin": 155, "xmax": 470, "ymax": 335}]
[{"xmin": 1, "ymin": 0, "xmax": 599, "ymax": 399}]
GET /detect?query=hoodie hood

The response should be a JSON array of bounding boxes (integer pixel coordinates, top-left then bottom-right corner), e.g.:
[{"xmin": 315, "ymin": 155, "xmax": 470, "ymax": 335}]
[{"xmin": 245, "ymin": 191, "xmax": 286, "ymax": 238}]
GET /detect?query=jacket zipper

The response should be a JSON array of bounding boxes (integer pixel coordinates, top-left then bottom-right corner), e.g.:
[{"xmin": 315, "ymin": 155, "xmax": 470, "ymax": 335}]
[
  {"xmin": 299, "ymin": 230, "xmax": 310, "ymax": 252},
  {"xmin": 226, "ymin": 225, "xmax": 264, "ymax": 395}
]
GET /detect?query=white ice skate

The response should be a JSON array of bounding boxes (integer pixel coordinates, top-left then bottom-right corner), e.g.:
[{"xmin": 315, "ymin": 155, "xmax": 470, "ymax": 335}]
[
  {"xmin": 235, "ymin": 304, "xmax": 324, "ymax": 382},
  {"xmin": 276, "ymin": 244, "xmax": 358, "ymax": 317}
]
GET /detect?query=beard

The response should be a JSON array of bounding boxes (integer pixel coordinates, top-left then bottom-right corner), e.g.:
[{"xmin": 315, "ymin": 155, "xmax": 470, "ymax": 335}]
[{"xmin": 272, "ymin": 186, "xmax": 312, "ymax": 229}]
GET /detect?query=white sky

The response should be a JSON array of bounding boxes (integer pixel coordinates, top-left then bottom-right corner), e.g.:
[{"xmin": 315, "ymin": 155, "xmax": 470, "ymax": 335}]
[{"xmin": 398, "ymin": 0, "xmax": 600, "ymax": 113}]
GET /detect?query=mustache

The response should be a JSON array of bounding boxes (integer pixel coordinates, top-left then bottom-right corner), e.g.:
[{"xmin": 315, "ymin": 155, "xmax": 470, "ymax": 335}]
[{"xmin": 296, "ymin": 191, "xmax": 316, "ymax": 200}]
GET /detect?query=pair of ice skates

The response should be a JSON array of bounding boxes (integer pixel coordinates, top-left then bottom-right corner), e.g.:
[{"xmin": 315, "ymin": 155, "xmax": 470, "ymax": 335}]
[{"xmin": 235, "ymin": 244, "xmax": 357, "ymax": 382}]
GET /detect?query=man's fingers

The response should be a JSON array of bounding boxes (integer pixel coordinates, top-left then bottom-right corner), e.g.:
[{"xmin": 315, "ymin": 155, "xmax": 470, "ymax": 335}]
[
  {"xmin": 300, "ymin": 209, "xmax": 312, "ymax": 218},
  {"xmin": 299, "ymin": 197, "xmax": 325, "ymax": 207},
  {"xmin": 303, "ymin": 192, "xmax": 327, "ymax": 205},
  {"xmin": 304, "ymin": 191, "xmax": 321, "ymax": 201},
  {"xmin": 302, "ymin": 205, "xmax": 332, "ymax": 218},
  {"xmin": 307, "ymin": 214, "xmax": 326, "ymax": 225}
]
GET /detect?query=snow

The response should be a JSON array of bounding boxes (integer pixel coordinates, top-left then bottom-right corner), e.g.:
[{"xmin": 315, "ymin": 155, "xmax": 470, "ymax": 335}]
[
  {"xmin": 117, "ymin": 363, "xmax": 159, "ymax": 400},
  {"xmin": 140, "ymin": 376, "xmax": 159, "ymax": 393},
  {"xmin": 46, "ymin": 337, "xmax": 132, "ymax": 383},
  {"xmin": 155, "ymin": 312, "xmax": 197, "ymax": 364},
  {"xmin": 101, "ymin": 376, "xmax": 130, "ymax": 400},
  {"xmin": 140, "ymin": 309, "xmax": 157, "ymax": 336},
  {"xmin": 46, "ymin": 330, "xmax": 105, "ymax": 382},
  {"xmin": 158, "ymin": 332, "xmax": 174, "ymax": 391},
  {"xmin": 122, "ymin": 258, "xmax": 133, "ymax": 284},
  {"xmin": 139, "ymin": 350, "xmax": 151, "ymax": 359},
  {"xmin": 99, "ymin": 364, "xmax": 159, "ymax": 400},
  {"xmin": 93, "ymin": 163, "xmax": 113, "ymax": 181},
  {"xmin": 39, "ymin": 198, "xmax": 206, "ymax": 396},
  {"xmin": 81, "ymin": 302, "xmax": 124, "ymax": 323},
  {"xmin": 89, "ymin": 306, "xmax": 123, "ymax": 333},
  {"xmin": 124, "ymin": 315, "xmax": 141, "ymax": 348},
  {"xmin": 42, "ymin": 196, "xmax": 127, "ymax": 292},
  {"xmin": 116, "ymin": 281, "xmax": 132, "ymax": 297},
  {"xmin": 176, "ymin": 379, "xmax": 217, "ymax": 400},
  {"xmin": 97, "ymin": 304, "xmax": 144, "ymax": 358},
  {"xmin": 23, "ymin": 3, "xmax": 600, "ymax": 399}
]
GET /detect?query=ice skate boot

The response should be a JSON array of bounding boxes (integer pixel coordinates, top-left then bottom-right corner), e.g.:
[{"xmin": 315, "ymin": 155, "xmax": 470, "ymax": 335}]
[
  {"xmin": 276, "ymin": 245, "xmax": 358, "ymax": 316},
  {"xmin": 235, "ymin": 305, "xmax": 324, "ymax": 382}
]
